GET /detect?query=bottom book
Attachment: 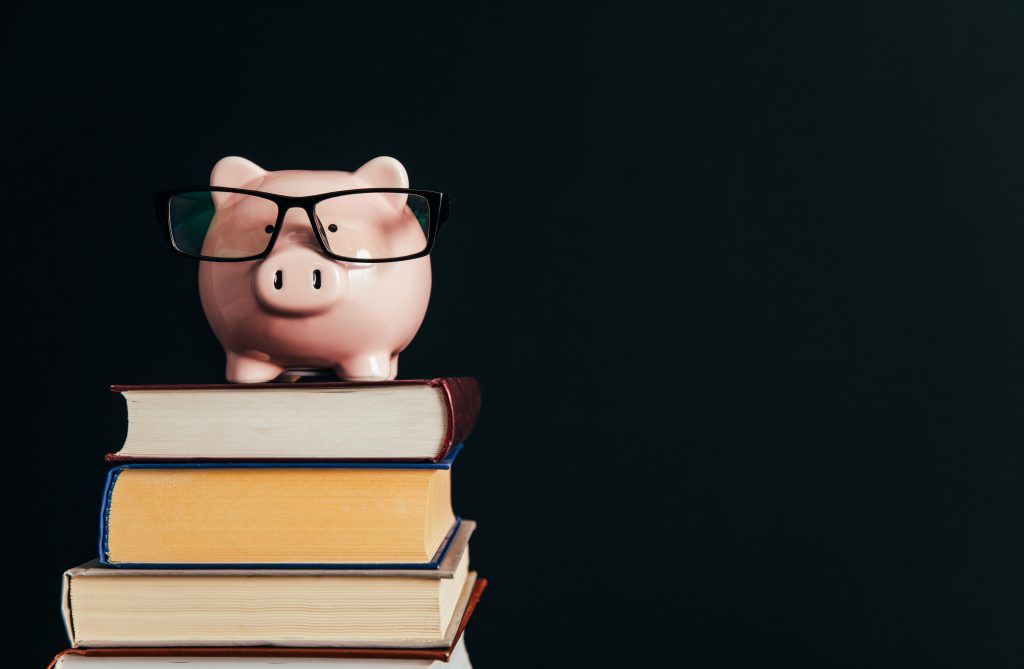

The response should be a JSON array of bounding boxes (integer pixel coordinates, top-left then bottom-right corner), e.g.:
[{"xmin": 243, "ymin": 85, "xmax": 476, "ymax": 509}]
[{"xmin": 48, "ymin": 637, "xmax": 473, "ymax": 667}]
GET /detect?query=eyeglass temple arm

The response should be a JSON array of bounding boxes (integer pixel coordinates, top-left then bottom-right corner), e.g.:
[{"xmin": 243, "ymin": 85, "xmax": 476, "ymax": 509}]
[{"xmin": 438, "ymin": 194, "xmax": 451, "ymax": 228}]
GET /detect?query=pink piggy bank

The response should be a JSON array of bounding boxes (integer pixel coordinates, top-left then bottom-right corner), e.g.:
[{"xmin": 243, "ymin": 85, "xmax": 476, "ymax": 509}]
[{"xmin": 176, "ymin": 156, "xmax": 443, "ymax": 383}]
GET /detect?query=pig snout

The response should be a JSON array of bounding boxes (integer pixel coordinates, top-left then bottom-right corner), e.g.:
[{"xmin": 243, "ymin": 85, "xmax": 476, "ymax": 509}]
[{"xmin": 253, "ymin": 247, "xmax": 346, "ymax": 316}]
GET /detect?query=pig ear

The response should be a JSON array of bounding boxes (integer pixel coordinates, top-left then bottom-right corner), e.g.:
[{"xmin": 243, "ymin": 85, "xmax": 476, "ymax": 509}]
[
  {"xmin": 210, "ymin": 156, "xmax": 266, "ymax": 207},
  {"xmin": 355, "ymin": 156, "xmax": 409, "ymax": 210}
]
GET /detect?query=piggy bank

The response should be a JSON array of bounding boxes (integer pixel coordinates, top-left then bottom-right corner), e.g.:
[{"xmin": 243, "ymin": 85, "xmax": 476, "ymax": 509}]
[{"xmin": 195, "ymin": 156, "xmax": 433, "ymax": 383}]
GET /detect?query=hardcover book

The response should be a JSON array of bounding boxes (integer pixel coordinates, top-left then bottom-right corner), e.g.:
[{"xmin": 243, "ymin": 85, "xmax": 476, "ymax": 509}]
[
  {"xmin": 64, "ymin": 523, "xmax": 478, "ymax": 648},
  {"xmin": 99, "ymin": 448, "xmax": 464, "ymax": 567},
  {"xmin": 106, "ymin": 377, "xmax": 480, "ymax": 463}
]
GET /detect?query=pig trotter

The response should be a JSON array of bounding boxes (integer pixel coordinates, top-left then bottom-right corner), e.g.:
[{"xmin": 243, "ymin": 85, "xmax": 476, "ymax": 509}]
[
  {"xmin": 334, "ymin": 352, "xmax": 397, "ymax": 381},
  {"xmin": 226, "ymin": 352, "xmax": 286, "ymax": 384}
]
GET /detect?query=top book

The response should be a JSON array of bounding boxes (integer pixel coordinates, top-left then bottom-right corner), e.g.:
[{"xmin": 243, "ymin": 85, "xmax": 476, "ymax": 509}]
[{"xmin": 107, "ymin": 377, "xmax": 480, "ymax": 463}]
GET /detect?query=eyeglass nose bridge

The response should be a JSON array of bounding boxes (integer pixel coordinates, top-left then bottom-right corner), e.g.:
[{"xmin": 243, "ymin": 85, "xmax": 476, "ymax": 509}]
[{"xmin": 265, "ymin": 204, "xmax": 331, "ymax": 254}]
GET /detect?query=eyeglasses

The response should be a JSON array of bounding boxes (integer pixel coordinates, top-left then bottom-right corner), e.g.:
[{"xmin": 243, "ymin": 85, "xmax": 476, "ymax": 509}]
[{"xmin": 156, "ymin": 187, "xmax": 450, "ymax": 262}]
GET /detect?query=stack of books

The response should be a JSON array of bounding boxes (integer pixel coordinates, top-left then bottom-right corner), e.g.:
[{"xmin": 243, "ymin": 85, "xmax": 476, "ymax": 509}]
[{"xmin": 50, "ymin": 378, "xmax": 485, "ymax": 668}]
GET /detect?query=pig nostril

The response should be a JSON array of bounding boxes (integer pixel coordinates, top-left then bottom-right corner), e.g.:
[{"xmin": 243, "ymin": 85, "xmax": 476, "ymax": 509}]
[
  {"xmin": 274, "ymin": 270, "xmax": 283, "ymax": 290},
  {"xmin": 313, "ymin": 269, "xmax": 322, "ymax": 290}
]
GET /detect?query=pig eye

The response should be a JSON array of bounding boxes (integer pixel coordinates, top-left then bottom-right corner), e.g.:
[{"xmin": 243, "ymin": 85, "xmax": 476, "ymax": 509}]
[
  {"xmin": 264, "ymin": 225, "xmax": 274, "ymax": 234},
  {"xmin": 328, "ymin": 224, "xmax": 338, "ymax": 233}
]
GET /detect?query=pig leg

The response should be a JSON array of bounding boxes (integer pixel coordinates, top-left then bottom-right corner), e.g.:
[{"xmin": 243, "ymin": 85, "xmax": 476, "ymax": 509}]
[
  {"xmin": 226, "ymin": 351, "xmax": 285, "ymax": 383},
  {"xmin": 334, "ymin": 351, "xmax": 396, "ymax": 381}
]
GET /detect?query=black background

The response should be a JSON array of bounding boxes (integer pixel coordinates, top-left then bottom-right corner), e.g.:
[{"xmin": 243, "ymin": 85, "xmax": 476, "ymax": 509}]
[{"xmin": 4, "ymin": 2, "xmax": 1023, "ymax": 667}]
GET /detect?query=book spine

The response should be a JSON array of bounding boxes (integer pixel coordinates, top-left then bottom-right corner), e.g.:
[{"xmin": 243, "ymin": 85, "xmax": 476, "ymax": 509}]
[
  {"xmin": 435, "ymin": 377, "xmax": 481, "ymax": 456},
  {"xmin": 60, "ymin": 570, "xmax": 76, "ymax": 649},
  {"xmin": 97, "ymin": 467, "xmax": 124, "ymax": 565}
]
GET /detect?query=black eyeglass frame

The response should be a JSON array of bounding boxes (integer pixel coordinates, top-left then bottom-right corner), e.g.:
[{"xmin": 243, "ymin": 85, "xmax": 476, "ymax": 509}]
[{"xmin": 155, "ymin": 187, "xmax": 451, "ymax": 263}]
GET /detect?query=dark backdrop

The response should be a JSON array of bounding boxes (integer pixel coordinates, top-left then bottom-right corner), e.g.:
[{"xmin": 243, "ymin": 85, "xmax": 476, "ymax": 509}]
[{"xmin": 4, "ymin": 2, "xmax": 1023, "ymax": 667}]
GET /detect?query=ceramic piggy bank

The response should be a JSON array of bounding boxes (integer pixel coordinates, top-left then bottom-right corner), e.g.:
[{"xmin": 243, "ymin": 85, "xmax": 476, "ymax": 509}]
[{"xmin": 186, "ymin": 156, "xmax": 438, "ymax": 383}]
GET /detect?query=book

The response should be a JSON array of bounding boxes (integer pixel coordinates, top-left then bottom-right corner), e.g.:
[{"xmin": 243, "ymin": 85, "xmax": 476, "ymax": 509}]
[
  {"xmin": 99, "ymin": 450, "xmax": 463, "ymax": 567},
  {"xmin": 48, "ymin": 637, "xmax": 472, "ymax": 667},
  {"xmin": 106, "ymin": 377, "xmax": 480, "ymax": 463},
  {"xmin": 63, "ymin": 523, "xmax": 478, "ymax": 648}
]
